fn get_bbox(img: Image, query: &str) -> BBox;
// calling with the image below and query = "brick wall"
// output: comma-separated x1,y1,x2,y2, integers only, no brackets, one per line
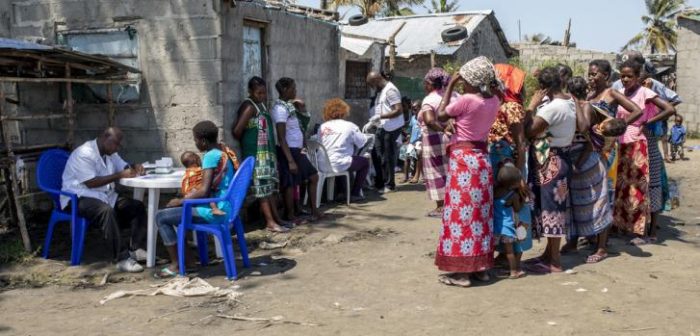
512,43,616,73
676,17,700,134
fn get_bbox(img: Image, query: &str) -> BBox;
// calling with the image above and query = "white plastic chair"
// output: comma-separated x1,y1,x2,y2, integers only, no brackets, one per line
305,138,351,207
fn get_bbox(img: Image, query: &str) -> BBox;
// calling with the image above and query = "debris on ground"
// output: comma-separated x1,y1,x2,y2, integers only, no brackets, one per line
99,277,242,305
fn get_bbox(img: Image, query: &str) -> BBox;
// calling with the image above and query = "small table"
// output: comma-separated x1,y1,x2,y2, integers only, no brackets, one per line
120,169,184,268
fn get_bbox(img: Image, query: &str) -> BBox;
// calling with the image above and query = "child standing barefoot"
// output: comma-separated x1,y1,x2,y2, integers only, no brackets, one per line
670,115,686,161
493,162,527,279
181,151,226,216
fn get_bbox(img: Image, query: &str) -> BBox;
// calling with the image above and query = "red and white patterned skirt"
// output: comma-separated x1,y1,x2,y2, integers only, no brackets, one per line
435,144,494,273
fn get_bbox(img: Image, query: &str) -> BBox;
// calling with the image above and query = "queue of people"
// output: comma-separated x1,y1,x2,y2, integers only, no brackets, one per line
423,54,681,287
59,51,682,283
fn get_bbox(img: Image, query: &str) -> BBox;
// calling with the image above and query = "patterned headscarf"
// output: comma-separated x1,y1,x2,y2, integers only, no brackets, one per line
424,67,450,91
459,56,501,95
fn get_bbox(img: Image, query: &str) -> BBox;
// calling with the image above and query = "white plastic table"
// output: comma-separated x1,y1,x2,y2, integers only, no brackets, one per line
120,169,184,268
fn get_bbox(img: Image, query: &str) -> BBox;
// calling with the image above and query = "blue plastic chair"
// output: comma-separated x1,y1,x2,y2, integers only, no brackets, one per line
36,149,90,266
177,156,255,280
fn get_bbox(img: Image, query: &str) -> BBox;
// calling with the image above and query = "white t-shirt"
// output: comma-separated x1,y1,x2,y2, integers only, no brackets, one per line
374,82,403,132
271,102,304,149
61,139,129,209
536,98,577,148
319,119,368,172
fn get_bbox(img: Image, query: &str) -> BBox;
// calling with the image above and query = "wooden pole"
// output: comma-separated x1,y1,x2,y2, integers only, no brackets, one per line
0,85,32,252
430,51,436,68
65,64,74,148
107,83,115,126
387,22,406,74
0,77,137,84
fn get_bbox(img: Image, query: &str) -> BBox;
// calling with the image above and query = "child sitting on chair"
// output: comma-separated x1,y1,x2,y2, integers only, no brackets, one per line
493,162,529,280
181,151,225,216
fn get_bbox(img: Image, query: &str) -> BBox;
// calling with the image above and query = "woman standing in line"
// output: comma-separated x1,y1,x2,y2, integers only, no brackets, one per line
418,68,455,218
434,57,501,287
614,61,674,245
523,67,577,274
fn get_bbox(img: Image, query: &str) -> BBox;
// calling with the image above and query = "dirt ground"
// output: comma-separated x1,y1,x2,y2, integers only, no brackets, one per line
2,141,700,336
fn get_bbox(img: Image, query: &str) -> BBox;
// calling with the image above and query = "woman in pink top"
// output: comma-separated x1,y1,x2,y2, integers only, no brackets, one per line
433,56,500,288
614,60,674,245
418,67,456,217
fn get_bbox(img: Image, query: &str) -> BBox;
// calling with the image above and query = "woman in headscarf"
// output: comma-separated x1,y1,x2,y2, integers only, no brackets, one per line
489,63,533,268
419,68,455,217
523,67,577,274
434,57,501,287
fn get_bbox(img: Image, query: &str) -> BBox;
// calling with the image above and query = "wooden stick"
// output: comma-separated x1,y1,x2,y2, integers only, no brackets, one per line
612,327,656,332
107,84,115,126
216,314,319,327
65,64,74,148
0,86,31,251
0,77,136,84
1,114,68,121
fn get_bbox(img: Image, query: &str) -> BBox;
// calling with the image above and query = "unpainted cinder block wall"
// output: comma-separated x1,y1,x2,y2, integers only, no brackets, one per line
676,17,700,134
512,42,617,74
220,3,340,144
4,0,341,163
5,0,224,164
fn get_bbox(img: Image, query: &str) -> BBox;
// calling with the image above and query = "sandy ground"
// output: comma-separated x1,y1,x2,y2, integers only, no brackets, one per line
2,141,700,336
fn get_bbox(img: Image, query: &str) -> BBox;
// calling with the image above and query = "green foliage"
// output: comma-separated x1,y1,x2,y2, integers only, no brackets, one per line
425,0,459,13
508,57,586,105
623,0,687,53
0,238,32,264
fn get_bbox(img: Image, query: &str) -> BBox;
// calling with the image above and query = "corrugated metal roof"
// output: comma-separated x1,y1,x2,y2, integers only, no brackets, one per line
679,12,700,22
340,11,493,57
0,37,140,79
0,37,52,50
340,36,377,56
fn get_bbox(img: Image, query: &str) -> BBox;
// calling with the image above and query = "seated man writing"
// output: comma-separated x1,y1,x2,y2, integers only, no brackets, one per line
61,127,147,272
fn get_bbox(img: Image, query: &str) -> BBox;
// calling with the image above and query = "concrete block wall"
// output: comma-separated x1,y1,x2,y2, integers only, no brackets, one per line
676,18,700,134
339,43,384,127
512,43,616,73
220,2,341,145
5,0,224,164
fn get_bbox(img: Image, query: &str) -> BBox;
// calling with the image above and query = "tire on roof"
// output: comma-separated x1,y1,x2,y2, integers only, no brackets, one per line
441,26,468,43
349,14,368,26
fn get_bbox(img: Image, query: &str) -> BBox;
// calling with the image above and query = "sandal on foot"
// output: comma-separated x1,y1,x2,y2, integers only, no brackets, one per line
266,225,290,233
426,209,442,218
154,267,178,279
629,237,647,246
508,270,527,279
647,236,658,244
438,274,471,287
586,253,608,264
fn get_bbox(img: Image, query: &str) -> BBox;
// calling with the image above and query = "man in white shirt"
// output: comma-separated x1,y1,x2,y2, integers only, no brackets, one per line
61,127,147,272
367,71,404,193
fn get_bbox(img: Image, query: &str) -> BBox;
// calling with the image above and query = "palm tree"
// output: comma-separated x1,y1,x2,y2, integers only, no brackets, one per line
425,0,459,13
330,0,420,17
623,0,687,54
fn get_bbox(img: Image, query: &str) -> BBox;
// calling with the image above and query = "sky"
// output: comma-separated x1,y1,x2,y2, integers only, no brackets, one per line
296,0,700,52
